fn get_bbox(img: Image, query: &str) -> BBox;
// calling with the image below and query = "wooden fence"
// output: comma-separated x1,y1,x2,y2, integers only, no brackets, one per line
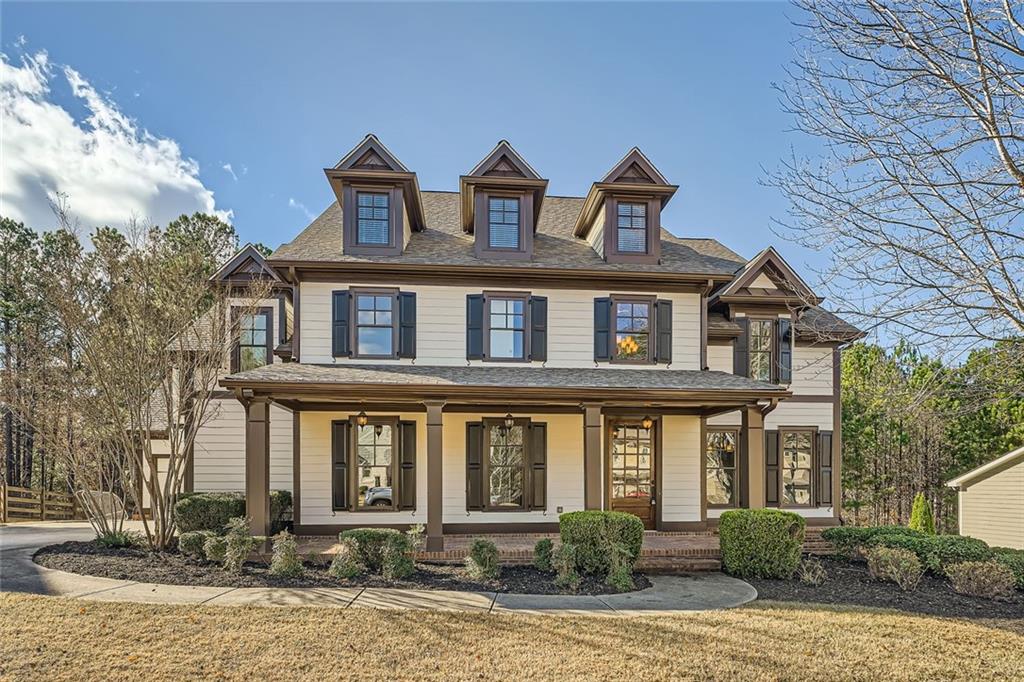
0,485,80,523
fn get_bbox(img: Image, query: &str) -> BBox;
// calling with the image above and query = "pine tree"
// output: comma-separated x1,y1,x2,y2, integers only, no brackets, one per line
908,492,935,535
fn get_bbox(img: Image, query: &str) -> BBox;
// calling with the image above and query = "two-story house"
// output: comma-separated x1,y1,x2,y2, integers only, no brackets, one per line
193,134,861,551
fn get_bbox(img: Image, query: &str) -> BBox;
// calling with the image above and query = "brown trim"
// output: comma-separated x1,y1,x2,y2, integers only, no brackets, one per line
474,191,534,261
603,196,662,265
784,395,835,403
292,278,301,361
655,416,664,530
833,347,842,519
583,404,602,511
609,294,657,364
481,290,531,363
424,400,444,551
742,404,765,509
349,287,400,360
729,304,802,316
292,411,301,528
243,397,272,538
700,417,707,521
342,184,405,256
572,180,677,240
231,306,274,374
700,280,713,370
705,426,741,510
481,417,536,511
346,415,401,512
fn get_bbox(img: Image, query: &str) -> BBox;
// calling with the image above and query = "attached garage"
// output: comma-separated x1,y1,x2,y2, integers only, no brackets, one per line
947,445,1024,550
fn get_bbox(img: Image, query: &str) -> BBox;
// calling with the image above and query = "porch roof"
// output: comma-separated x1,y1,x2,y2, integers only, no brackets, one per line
220,363,789,406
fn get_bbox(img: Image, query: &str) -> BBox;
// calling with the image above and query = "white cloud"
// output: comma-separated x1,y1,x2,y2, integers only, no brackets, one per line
0,49,231,230
288,197,315,221
222,163,238,181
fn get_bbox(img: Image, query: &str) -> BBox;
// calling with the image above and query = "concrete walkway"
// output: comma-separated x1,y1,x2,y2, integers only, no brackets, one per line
0,521,757,615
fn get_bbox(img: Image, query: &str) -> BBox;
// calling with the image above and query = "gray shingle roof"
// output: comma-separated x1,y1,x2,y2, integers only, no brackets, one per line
707,308,863,342
222,363,788,393
269,191,745,276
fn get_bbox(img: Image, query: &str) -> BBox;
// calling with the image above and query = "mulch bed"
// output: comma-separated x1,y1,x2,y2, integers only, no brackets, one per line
33,541,651,595
748,557,1024,619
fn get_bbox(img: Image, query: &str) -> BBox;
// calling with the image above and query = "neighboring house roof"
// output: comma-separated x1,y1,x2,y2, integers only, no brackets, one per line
220,362,788,395
269,191,745,276
210,243,282,283
707,307,863,343
946,445,1024,488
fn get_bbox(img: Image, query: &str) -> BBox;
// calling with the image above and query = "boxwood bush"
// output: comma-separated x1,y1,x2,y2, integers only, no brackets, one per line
867,533,991,575
993,547,1024,590
339,528,412,574
821,525,923,556
559,511,644,576
719,509,805,579
174,490,292,534
179,530,217,560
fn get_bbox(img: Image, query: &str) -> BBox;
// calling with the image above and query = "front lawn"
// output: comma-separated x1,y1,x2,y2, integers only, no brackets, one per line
1,593,1021,681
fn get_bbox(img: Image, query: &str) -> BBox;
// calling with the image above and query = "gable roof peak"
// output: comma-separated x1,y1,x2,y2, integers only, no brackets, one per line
210,243,282,283
467,139,542,180
601,146,670,186
714,245,819,304
334,133,410,173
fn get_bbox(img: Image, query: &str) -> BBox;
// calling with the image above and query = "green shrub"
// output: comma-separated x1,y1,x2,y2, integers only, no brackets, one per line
381,537,415,581
533,538,554,573
992,548,1024,590
552,542,580,592
465,539,500,581
605,542,635,592
327,538,362,580
96,530,141,549
174,490,292,534
719,509,805,579
865,546,922,591
269,529,304,578
203,535,227,564
179,530,217,560
798,557,827,586
908,493,935,535
339,528,407,572
406,523,426,553
559,511,644,576
868,533,992,575
946,560,1016,600
222,516,258,573
820,525,923,557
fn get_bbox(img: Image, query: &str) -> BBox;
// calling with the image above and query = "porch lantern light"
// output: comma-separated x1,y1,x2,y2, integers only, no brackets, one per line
356,411,369,427
641,415,654,430
503,413,515,430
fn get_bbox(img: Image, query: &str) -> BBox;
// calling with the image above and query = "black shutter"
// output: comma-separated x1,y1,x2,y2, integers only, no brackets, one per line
398,292,417,359
398,420,417,510
777,318,793,384
594,297,612,361
655,299,672,364
817,431,833,506
528,422,547,510
529,296,548,362
765,429,780,507
331,420,350,510
332,290,351,358
466,294,484,360
466,422,485,510
733,317,749,377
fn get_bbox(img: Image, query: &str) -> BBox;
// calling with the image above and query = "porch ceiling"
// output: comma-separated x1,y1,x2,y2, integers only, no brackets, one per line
220,362,789,410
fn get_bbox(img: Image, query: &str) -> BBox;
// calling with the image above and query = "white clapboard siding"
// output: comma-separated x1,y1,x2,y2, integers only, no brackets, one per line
192,399,293,493
299,282,701,370
959,461,1024,549
707,401,834,431
660,415,702,522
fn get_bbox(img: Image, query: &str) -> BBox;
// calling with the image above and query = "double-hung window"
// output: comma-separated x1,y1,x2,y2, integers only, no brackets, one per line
486,420,525,509
705,429,738,507
616,202,647,253
355,420,395,510
781,429,814,506
354,292,395,358
748,319,774,382
234,308,272,372
488,197,520,250
356,192,390,245
614,299,651,362
487,296,526,360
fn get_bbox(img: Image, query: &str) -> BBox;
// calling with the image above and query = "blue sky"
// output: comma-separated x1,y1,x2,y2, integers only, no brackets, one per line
2,2,816,268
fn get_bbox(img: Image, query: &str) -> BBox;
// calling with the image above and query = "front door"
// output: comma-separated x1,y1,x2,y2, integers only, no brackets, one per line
609,421,656,529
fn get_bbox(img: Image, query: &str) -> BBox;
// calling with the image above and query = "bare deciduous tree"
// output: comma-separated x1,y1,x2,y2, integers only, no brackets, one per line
771,1,1024,371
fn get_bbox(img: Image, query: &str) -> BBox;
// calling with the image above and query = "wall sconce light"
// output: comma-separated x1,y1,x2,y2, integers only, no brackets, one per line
641,415,654,430
356,411,369,427
503,413,515,430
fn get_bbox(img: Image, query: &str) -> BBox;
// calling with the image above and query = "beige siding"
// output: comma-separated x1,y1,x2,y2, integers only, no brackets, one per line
299,282,701,370
707,342,732,373
660,415,702,522
792,345,833,395
586,205,605,259
959,460,1024,549
192,399,293,493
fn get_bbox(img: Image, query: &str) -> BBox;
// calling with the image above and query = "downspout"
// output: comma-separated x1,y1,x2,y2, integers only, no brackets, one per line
700,278,714,371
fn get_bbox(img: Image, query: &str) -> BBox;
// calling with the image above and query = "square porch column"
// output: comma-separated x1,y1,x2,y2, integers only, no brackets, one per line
742,404,766,509
244,396,271,537
424,400,445,551
583,403,603,510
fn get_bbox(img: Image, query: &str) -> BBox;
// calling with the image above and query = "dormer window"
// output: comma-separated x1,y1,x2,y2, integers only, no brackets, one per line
488,197,521,250
616,202,647,253
356,192,390,245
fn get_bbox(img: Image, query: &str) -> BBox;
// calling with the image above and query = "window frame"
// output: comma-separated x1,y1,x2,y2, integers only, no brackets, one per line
746,317,777,383
482,291,531,363
474,190,533,260
350,287,400,360
704,428,740,509
778,426,817,509
355,190,392,247
342,184,404,256
481,417,532,512
486,195,522,251
603,196,661,264
614,201,648,254
231,306,274,373
347,415,402,513
610,294,656,365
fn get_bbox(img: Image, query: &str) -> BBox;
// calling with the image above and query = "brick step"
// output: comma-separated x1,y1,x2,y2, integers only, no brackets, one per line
638,557,722,573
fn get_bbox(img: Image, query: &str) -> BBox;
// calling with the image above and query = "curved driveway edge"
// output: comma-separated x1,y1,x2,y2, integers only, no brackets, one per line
1,522,756,615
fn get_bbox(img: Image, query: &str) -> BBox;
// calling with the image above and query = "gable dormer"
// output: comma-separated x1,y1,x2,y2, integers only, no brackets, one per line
573,148,678,265
710,247,822,308
460,141,548,261
324,134,426,256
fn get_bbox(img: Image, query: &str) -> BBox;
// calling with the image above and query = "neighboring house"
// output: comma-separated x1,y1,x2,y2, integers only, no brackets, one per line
186,134,861,551
947,446,1024,550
